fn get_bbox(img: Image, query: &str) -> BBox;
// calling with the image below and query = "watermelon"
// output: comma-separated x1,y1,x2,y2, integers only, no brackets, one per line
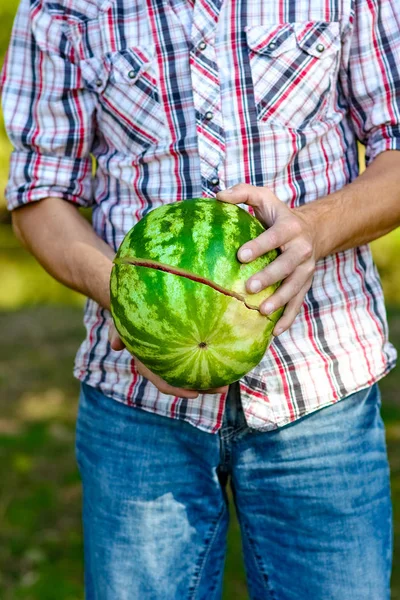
110,198,283,390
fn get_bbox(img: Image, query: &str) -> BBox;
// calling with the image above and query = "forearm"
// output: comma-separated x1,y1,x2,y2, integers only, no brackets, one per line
297,150,400,260
12,198,114,310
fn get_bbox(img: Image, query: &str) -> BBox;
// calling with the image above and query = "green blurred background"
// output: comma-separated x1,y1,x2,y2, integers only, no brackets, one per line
1,4,400,598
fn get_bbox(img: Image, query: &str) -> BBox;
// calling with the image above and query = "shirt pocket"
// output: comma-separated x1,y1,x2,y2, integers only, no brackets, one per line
245,21,341,130
68,19,169,156
99,47,169,153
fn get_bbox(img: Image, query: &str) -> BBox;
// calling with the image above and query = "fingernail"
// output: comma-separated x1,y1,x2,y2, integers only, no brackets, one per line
261,302,274,315
249,279,262,293
274,327,283,336
239,248,253,262
224,187,233,194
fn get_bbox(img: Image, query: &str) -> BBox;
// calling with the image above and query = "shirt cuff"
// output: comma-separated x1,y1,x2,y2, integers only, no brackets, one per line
365,125,400,166
5,151,94,210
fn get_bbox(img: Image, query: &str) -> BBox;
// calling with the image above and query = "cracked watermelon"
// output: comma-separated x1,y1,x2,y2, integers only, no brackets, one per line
110,198,283,390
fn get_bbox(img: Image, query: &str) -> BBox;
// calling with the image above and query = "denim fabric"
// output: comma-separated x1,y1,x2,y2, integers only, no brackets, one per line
76,382,392,599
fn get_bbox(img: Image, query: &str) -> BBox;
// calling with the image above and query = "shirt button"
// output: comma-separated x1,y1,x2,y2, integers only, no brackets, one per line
96,79,103,87
198,41,207,51
316,43,325,53
128,69,137,79
204,111,213,120
210,177,219,186
268,42,277,50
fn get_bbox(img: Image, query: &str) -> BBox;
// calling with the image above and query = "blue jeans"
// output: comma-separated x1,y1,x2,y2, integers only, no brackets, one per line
76,382,392,599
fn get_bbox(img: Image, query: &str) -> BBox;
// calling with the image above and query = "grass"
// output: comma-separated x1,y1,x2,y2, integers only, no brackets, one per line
0,306,84,600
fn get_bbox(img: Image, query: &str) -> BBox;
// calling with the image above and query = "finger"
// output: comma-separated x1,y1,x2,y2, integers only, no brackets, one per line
201,386,229,394
217,183,277,209
134,358,200,400
246,248,307,293
237,226,284,264
110,335,126,351
259,265,314,315
108,320,116,341
238,219,307,264
108,322,126,351
272,280,313,335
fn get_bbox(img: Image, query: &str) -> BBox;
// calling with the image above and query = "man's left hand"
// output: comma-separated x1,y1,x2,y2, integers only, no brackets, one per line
217,184,320,336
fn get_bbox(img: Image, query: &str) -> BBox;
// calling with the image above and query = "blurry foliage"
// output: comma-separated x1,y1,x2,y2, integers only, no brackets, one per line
372,231,400,304
0,5,16,66
0,225,84,309
0,5,15,215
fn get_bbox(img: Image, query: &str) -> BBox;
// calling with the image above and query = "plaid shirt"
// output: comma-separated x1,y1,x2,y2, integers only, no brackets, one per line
2,0,399,432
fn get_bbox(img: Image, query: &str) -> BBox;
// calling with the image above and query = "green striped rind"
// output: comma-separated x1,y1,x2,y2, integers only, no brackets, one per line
110,265,276,389
110,199,284,390
116,198,281,308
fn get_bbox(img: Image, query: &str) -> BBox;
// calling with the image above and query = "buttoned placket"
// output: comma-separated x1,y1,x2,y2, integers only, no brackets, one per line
189,0,226,194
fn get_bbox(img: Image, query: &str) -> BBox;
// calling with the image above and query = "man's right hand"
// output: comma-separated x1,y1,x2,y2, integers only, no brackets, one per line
109,322,229,400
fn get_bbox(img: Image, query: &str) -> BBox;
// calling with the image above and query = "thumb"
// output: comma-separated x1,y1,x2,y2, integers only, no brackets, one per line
217,183,279,228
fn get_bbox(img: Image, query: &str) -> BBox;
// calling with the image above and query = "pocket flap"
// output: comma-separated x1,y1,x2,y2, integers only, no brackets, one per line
109,46,154,84
245,24,297,57
294,21,340,59
80,56,109,91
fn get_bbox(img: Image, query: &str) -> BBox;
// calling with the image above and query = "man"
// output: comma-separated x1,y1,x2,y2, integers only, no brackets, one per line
1,0,399,597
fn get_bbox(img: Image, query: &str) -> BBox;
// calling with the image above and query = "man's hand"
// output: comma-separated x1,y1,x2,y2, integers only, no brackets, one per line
108,323,229,399
217,153,400,336
217,184,319,336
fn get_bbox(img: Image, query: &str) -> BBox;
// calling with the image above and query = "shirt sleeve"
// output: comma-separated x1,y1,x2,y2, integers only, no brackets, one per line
0,0,96,210
341,0,400,166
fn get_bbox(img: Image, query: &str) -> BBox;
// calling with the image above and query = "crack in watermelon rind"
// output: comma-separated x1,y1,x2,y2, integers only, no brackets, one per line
113,256,276,322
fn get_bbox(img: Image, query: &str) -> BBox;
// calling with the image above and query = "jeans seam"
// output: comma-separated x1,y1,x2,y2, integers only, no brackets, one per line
241,519,277,600
189,507,227,600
